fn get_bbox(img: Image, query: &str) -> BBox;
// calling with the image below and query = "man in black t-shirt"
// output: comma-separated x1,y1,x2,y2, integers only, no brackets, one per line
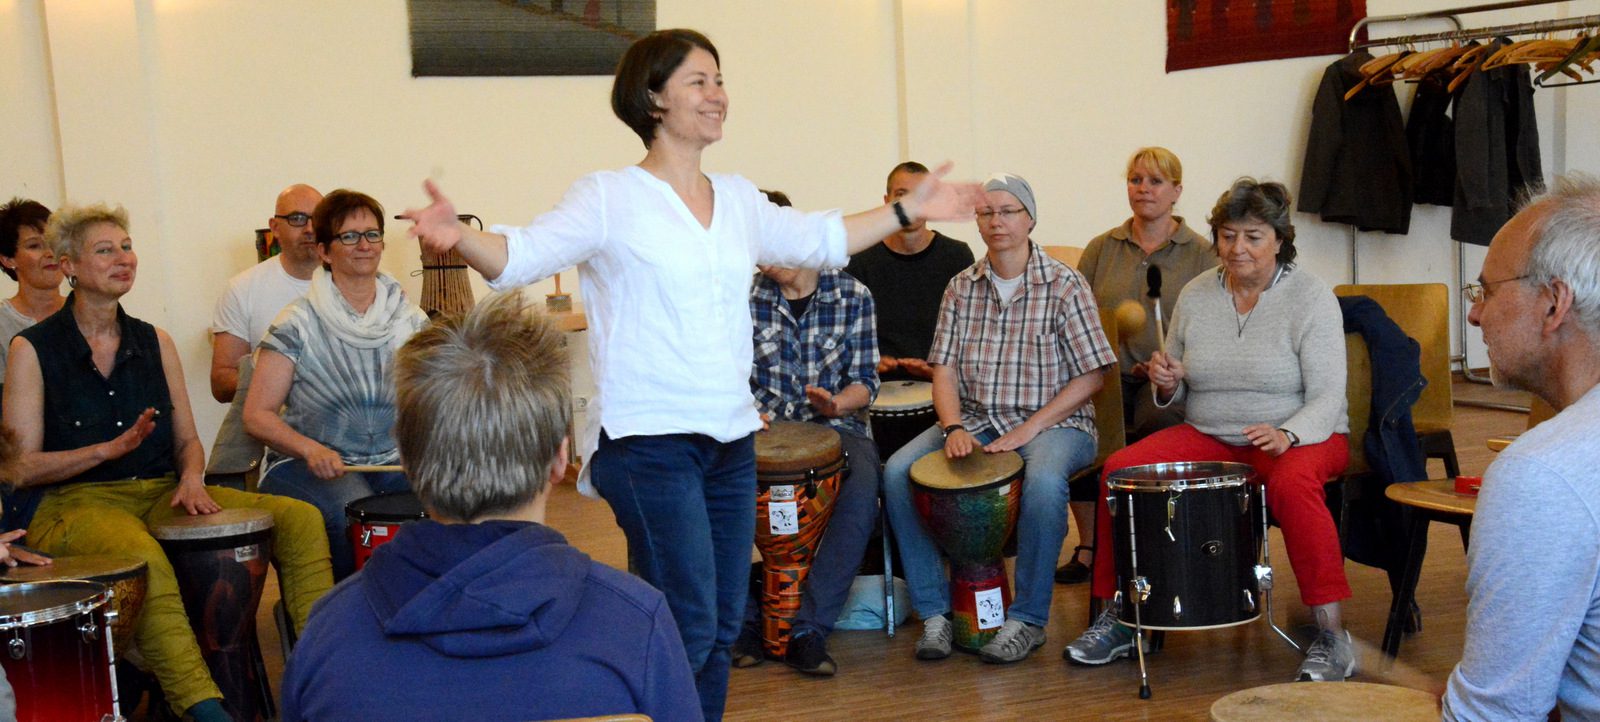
845,162,976,380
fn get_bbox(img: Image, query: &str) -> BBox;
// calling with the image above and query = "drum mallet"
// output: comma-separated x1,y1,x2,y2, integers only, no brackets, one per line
1145,265,1166,406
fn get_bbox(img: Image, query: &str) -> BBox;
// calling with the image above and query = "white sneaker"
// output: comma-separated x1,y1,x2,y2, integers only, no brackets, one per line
915,615,952,660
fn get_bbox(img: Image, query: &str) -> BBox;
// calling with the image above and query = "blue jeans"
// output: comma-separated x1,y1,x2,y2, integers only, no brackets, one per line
258,459,409,580
883,424,1095,627
591,431,754,722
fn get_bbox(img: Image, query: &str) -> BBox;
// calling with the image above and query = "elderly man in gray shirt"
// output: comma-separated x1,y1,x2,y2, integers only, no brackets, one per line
1445,173,1600,721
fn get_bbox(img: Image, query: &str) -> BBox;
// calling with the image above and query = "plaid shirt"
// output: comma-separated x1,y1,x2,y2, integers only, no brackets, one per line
929,243,1115,438
749,270,880,436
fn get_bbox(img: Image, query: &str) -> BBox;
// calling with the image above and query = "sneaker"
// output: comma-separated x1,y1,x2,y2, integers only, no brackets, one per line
915,615,953,660
979,619,1046,664
1054,546,1093,585
1063,602,1141,665
1296,629,1357,682
731,624,764,668
783,631,837,676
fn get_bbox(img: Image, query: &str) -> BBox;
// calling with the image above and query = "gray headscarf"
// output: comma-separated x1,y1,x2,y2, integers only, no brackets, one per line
983,172,1037,226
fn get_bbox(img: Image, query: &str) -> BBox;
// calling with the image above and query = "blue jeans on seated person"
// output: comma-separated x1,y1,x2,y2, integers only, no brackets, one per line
883,424,1095,627
259,459,409,580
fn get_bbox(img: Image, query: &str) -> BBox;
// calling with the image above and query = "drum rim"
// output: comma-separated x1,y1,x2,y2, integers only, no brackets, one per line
869,380,934,412
1,554,147,584
0,580,112,628
1106,461,1255,491
755,455,848,485
908,449,1025,493
149,507,274,540
345,491,428,522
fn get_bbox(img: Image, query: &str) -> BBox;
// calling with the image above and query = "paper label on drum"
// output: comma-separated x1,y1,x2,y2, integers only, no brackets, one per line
770,485,796,502
975,587,1004,630
372,527,390,537
234,544,260,563
768,501,799,535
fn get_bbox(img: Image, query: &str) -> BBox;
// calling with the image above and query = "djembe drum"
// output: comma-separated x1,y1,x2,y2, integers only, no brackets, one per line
346,491,428,572
0,580,120,722
4,554,147,660
867,380,936,459
150,508,274,722
909,450,1024,652
753,421,846,657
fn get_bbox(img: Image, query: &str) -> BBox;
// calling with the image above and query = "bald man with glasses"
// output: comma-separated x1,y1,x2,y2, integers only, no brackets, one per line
205,184,322,486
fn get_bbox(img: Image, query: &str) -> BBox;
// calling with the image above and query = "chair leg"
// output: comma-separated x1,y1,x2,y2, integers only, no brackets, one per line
1383,509,1431,657
880,505,896,638
1419,429,1460,479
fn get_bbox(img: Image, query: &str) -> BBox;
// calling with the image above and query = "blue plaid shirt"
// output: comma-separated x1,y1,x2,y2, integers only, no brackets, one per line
749,270,880,436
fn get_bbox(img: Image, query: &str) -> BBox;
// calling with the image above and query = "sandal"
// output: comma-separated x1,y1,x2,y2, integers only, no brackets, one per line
1054,545,1093,584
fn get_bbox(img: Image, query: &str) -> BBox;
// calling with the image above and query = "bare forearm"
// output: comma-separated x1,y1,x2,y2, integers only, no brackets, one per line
832,384,871,416
174,436,206,483
17,446,114,488
210,367,239,403
1022,371,1104,432
244,409,330,462
456,224,511,281
931,365,963,428
843,205,905,255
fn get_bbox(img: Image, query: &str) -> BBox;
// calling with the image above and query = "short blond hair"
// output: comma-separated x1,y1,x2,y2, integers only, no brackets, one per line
1126,147,1183,185
393,292,570,521
46,203,129,260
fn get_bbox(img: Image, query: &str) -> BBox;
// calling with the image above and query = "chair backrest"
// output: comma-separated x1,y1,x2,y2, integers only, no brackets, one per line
1090,304,1126,467
1042,245,1085,269
1332,284,1452,432
1528,395,1557,430
1344,332,1372,476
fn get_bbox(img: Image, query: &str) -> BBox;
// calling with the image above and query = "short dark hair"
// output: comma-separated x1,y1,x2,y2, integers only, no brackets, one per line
1207,178,1297,265
312,189,385,260
611,29,720,149
886,161,930,193
761,189,792,208
0,198,51,281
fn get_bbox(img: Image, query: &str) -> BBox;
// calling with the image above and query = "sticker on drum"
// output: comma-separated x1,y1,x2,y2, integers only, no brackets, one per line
234,544,260,563
974,587,1004,630
769,485,796,502
768,501,799,535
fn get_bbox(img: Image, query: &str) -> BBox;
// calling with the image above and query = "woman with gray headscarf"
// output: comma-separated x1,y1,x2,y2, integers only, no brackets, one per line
1066,178,1353,683
245,189,428,579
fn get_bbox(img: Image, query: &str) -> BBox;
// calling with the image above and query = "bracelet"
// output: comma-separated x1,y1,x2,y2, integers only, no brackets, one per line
941,423,966,438
892,200,913,229
1278,428,1300,447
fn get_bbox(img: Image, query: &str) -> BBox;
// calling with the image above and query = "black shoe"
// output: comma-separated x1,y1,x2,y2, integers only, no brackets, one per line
1054,546,1092,585
783,631,837,676
731,625,764,668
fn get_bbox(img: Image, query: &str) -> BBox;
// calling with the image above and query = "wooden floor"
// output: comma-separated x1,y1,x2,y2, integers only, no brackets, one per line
232,379,1532,721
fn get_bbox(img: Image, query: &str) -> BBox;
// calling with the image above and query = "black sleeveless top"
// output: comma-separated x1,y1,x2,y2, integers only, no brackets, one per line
17,296,175,484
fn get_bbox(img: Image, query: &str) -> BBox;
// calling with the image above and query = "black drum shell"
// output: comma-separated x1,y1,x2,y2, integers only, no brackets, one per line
1110,478,1261,630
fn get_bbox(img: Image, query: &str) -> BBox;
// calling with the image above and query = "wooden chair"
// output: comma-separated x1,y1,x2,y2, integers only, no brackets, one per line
1332,284,1457,478
1487,395,1557,451
1041,245,1085,269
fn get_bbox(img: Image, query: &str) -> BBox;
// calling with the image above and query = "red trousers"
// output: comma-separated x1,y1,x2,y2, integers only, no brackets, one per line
1090,423,1352,607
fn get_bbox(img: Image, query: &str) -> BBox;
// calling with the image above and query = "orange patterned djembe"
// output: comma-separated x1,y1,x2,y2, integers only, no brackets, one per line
753,421,846,657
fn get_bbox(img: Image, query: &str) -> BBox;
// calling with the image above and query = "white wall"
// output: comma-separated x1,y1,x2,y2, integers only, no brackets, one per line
6,0,1596,445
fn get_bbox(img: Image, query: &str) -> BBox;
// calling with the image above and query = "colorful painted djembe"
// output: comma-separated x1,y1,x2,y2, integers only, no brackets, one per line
151,508,273,722
910,449,1024,652
4,554,148,660
0,580,120,722
753,421,845,657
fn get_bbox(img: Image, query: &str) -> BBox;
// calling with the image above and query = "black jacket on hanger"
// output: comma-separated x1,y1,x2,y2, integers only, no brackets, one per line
1452,39,1544,246
1406,72,1458,207
1300,50,1414,234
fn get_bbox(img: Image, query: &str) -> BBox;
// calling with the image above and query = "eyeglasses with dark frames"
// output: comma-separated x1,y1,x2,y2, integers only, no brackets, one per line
332,229,385,246
273,212,312,227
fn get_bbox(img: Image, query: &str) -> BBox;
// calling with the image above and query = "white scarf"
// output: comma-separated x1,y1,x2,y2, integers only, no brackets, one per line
306,266,413,351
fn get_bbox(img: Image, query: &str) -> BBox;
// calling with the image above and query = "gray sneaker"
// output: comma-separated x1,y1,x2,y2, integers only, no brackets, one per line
915,615,953,660
979,619,1045,664
1064,603,1141,665
1296,629,1357,681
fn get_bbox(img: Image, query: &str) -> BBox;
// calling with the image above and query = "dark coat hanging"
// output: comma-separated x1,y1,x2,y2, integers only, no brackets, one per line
1451,39,1544,247
1300,50,1414,234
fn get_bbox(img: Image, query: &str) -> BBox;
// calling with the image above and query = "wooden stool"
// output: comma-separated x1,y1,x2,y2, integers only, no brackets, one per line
1382,480,1477,657
1210,682,1436,721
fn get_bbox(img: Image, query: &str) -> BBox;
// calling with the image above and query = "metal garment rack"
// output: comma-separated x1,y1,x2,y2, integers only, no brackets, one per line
1344,0,1598,401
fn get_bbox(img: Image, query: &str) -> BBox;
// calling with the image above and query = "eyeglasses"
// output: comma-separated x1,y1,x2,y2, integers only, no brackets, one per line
1462,274,1530,304
976,207,1027,221
332,229,385,246
273,212,312,227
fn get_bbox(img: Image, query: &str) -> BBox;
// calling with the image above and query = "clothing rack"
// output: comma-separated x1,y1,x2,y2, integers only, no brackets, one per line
1338,0,1596,403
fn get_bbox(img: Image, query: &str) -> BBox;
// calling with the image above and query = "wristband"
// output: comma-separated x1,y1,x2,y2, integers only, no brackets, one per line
941,423,966,439
1278,428,1300,447
892,200,914,230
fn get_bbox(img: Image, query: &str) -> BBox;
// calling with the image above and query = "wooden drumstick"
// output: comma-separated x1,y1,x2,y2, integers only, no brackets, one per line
344,464,405,474
1146,265,1167,404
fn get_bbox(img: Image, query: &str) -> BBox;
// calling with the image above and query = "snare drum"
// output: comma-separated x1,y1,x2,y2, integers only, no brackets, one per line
151,508,273,722
868,380,936,459
754,421,845,657
0,580,119,722
910,450,1024,652
3,555,147,659
1107,461,1262,630
346,491,428,572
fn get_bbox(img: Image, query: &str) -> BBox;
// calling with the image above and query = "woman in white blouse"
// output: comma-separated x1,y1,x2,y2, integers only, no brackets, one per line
404,28,976,721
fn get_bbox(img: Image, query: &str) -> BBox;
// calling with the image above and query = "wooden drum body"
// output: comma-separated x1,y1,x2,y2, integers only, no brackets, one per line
1107,462,1262,630
151,508,273,722
0,580,119,722
753,421,845,657
868,380,936,460
910,450,1024,652
345,491,428,572
4,554,147,660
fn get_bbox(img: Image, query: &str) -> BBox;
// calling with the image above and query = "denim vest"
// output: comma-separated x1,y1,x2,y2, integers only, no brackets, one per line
18,297,175,485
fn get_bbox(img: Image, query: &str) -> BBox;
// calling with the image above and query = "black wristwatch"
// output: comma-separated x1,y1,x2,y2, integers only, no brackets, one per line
1279,428,1300,447
892,200,914,230
941,423,966,439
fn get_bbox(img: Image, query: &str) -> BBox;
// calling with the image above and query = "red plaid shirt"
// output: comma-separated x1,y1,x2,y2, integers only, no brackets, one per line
928,243,1115,438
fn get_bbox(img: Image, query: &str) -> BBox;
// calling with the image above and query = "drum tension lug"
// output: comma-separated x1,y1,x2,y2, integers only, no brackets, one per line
7,632,22,660
1253,564,1274,591
805,468,817,498
79,614,100,644
1132,576,1151,604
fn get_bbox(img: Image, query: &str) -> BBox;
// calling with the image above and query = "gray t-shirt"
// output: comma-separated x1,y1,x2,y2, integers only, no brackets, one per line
1444,385,1600,721
0,300,41,380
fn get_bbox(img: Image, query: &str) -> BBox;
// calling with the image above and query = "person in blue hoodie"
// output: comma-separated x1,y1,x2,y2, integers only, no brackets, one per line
281,292,702,722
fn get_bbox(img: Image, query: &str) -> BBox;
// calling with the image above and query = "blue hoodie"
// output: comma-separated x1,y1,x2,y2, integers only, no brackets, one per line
281,519,701,722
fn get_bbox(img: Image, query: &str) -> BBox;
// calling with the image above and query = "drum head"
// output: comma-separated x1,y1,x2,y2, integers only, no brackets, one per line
149,507,273,541
756,421,843,474
910,450,1024,493
0,580,109,627
870,380,933,413
347,491,427,523
1108,461,1254,492
1,555,146,585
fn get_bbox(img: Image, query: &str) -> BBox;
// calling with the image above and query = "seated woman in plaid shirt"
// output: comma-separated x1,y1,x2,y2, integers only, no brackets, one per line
733,190,882,678
883,173,1115,664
